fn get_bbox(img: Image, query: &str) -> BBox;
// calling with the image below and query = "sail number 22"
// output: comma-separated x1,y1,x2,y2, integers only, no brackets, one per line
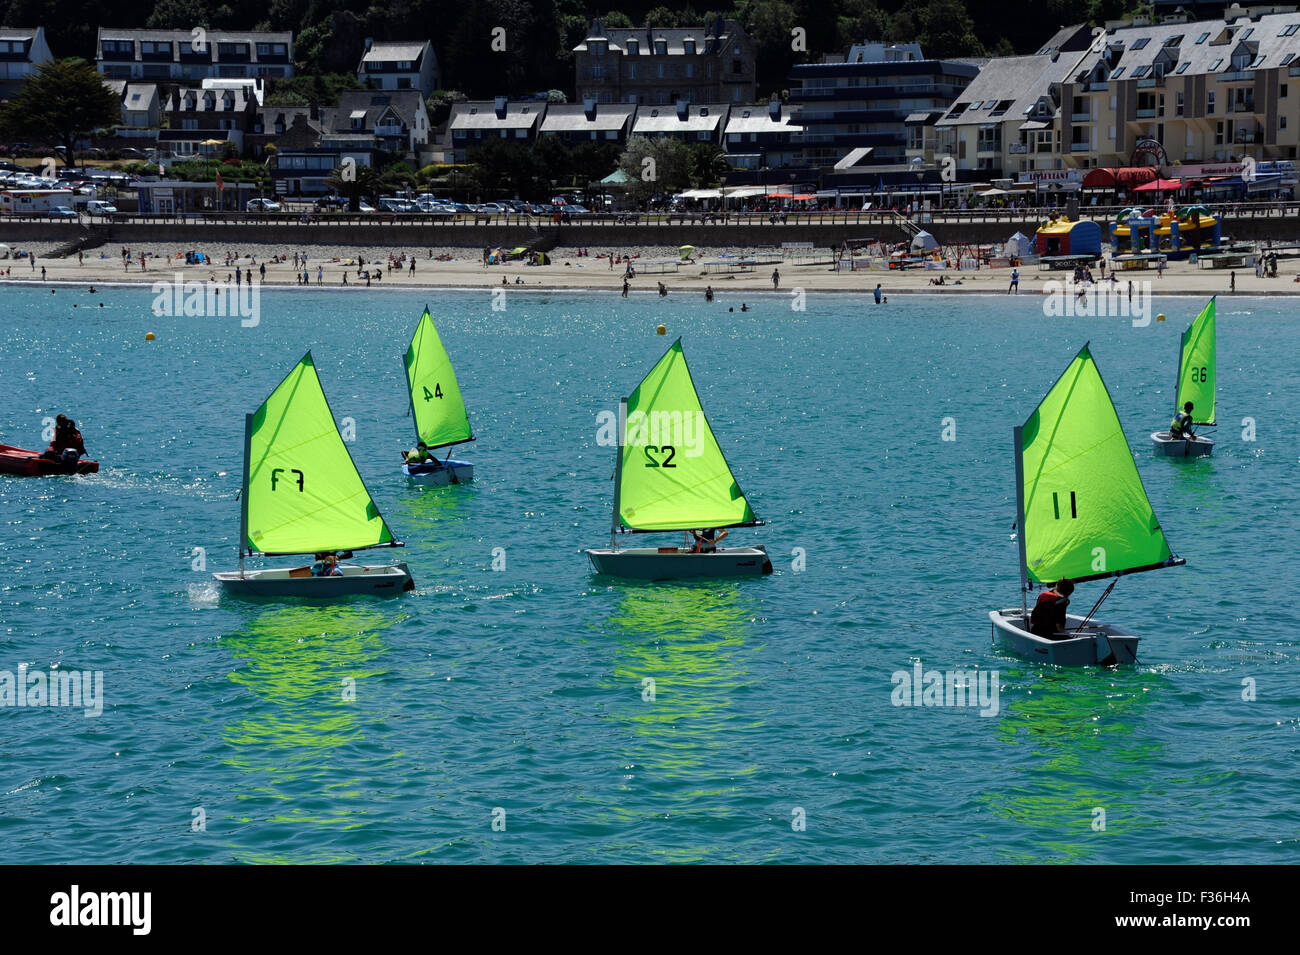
645,445,677,468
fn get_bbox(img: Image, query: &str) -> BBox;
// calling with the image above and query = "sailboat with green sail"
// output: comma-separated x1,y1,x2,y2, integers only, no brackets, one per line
990,343,1184,665
585,338,772,579
401,306,474,485
213,352,415,597
1152,296,1216,457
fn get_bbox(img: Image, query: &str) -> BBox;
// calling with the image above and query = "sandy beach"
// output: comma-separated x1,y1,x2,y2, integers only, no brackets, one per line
0,239,1291,296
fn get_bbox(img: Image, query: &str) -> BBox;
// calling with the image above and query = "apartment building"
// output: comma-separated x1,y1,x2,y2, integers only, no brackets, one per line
0,26,53,96
358,39,440,98
573,16,756,106
1061,9,1300,169
96,29,293,81
789,42,980,171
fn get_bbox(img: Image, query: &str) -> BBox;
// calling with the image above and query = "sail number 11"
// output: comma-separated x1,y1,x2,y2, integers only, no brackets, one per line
1051,491,1078,520
422,384,444,400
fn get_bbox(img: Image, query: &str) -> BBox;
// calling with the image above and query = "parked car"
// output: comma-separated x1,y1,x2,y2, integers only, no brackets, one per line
49,206,78,218
245,198,282,212
313,196,346,211
85,200,118,216
118,147,149,160
358,202,376,212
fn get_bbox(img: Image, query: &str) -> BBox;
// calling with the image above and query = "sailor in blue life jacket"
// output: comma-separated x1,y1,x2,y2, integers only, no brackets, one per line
1169,401,1196,439
1030,578,1074,639
690,527,728,554
310,552,343,577
402,440,443,470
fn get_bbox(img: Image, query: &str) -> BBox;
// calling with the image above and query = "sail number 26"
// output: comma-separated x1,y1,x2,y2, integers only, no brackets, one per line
422,384,444,400
1190,366,1208,383
645,445,677,468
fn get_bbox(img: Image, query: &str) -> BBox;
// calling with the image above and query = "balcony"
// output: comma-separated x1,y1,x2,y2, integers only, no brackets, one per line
1009,143,1028,154
1071,112,1091,122
1137,77,1160,88
1217,70,1254,82
1071,142,1091,152
1234,129,1260,144
1136,108,1157,118
1084,82,1109,92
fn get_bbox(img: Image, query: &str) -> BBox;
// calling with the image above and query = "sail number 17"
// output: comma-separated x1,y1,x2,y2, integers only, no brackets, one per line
422,384,444,400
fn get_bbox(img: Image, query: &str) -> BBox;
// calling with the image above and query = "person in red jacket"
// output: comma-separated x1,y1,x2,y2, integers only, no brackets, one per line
1030,578,1075,639
42,414,87,463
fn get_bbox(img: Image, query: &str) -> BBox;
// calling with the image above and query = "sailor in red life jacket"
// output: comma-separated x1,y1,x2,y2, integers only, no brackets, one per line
41,414,87,463
1029,578,1075,639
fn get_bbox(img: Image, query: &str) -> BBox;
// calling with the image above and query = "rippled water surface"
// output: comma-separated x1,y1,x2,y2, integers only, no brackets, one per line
1,286,1296,863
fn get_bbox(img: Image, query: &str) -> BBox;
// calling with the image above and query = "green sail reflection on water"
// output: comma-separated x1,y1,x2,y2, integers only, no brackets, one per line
618,339,757,531
1019,344,1175,585
1175,297,1216,426
243,352,395,555
404,307,472,449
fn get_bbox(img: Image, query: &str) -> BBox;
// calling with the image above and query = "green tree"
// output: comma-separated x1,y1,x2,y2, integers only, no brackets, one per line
619,135,691,201
0,59,119,170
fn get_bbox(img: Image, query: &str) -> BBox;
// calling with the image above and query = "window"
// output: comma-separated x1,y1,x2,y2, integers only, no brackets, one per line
657,62,664,78
1282,25,1300,37
1176,62,1190,74
1207,91,1215,114
626,40,638,55
1283,83,1290,97
627,63,636,79
1240,28,1253,40
683,39,695,54
1196,32,1210,44
1131,38,1150,50
1284,54,1296,66
1176,91,1184,115
1283,115,1289,129
1111,67,1125,79
685,62,693,78
654,39,667,55
970,100,983,109
1132,66,1150,78
732,59,742,74
1209,59,1223,71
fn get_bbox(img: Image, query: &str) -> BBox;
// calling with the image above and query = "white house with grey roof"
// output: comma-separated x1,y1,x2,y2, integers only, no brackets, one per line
447,98,545,161
724,101,803,169
358,38,439,97
96,28,293,81
931,51,1089,178
104,80,161,133
0,26,52,94
631,101,729,143
328,90,429,158
539,100,636,145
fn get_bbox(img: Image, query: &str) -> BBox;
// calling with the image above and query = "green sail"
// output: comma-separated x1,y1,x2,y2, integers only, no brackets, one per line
617,339,757,531
404,307,472,448
1020,344,1174,585
243,352,395,555
1175,297,1216,426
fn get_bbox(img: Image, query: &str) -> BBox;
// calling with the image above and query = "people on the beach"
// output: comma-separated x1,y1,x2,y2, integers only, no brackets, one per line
658,282,667,297
1009,268,1019,294
621,280,629,298
874,284,883,305
705,286,714,302
772,268,780,289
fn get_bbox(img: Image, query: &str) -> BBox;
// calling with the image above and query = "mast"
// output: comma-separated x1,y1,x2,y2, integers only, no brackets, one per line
403,355,420,444
611,398,625,551
1013,424,1029,618
238,411,253,577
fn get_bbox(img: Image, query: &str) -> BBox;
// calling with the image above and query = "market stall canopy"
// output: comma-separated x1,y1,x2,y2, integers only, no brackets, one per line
911,230,939,252
680,188,723,198
1081,166,1159,189
1134,178,1184,192
601,168,632,184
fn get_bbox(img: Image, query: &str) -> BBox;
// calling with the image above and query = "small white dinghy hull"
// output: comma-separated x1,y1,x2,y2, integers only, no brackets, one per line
213,562,415,598
1150,431,1213,457
585,545,773,580
989,608,1139,666
403,460,473,485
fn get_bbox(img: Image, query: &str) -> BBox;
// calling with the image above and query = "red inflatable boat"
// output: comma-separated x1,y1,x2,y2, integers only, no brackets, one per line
0,444,99,477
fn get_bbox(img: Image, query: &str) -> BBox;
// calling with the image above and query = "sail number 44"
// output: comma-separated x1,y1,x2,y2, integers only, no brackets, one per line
422,384,444,400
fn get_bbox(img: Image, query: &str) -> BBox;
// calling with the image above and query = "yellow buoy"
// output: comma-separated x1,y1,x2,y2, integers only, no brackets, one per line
145,332,156,340
1156,313,1166,322
656,324,666,335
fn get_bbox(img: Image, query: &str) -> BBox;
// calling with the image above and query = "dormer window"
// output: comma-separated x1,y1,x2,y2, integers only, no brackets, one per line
627,40,638,55
699,107,708,116
654,39,667,55
683,38,695,54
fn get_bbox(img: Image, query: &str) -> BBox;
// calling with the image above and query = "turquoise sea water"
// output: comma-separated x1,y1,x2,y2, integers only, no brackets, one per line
1,285,1296,864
